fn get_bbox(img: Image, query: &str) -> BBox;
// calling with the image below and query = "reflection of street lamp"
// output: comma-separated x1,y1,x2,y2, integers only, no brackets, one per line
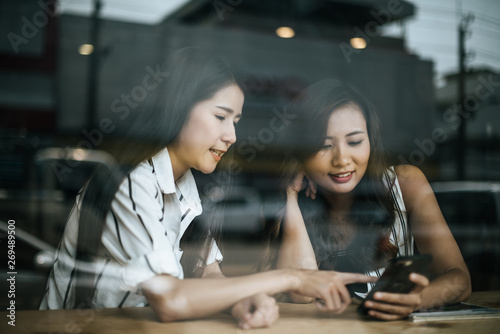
86,0,103,129
456,13,474,180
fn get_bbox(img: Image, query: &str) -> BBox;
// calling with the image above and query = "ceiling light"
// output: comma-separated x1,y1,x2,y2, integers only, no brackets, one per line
350,37,366,49
79,44,94,55
276,27,295,38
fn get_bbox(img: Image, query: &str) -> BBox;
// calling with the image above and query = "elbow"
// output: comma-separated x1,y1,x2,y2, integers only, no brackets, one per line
142,276,190,323
462,273,472,301
451,268,472,303
463,286,472,301
461,267,472,301
149,291,190,323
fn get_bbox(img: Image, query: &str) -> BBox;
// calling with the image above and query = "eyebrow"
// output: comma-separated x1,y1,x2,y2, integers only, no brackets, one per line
346,130,365,137
216,106,242,118
325,131,365,140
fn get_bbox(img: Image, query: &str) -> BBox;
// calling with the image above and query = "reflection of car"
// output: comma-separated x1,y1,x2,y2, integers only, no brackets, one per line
199,187,282,239
431,181,500,290
0,220,55,310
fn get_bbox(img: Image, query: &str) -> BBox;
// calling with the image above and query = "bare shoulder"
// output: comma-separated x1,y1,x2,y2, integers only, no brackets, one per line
394,165,433,211
394,164,426,181
394,164,430,188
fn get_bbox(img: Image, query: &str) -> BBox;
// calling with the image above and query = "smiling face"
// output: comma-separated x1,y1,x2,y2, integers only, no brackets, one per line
304,103,370,195
167,83,244,178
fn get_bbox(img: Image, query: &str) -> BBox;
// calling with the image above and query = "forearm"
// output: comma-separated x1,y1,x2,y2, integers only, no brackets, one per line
419,268,471,309
143,269,297,322
275,194,318,303
276,193,317,271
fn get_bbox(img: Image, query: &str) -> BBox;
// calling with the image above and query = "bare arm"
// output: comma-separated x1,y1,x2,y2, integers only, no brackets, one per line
365,165,471,320
142,267,376,322
398,165,471,307
275,173,318,303
202,261,279,330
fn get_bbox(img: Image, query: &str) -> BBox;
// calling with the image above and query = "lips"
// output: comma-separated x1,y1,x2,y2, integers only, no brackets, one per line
329,171,353,183
210,149,225,161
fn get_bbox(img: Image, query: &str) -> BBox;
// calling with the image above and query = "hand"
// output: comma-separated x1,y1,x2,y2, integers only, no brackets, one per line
363,273,430,320
290,270,378,314
231,293,279,330
287,172,317,199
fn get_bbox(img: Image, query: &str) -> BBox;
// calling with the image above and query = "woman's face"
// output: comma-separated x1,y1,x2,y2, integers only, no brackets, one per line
304,103,370,195
168,84,244,177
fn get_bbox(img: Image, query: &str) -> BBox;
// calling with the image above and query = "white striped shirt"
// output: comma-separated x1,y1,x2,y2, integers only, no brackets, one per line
40,148,223,309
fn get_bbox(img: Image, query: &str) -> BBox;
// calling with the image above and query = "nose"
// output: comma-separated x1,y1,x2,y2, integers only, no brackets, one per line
221,123,237,145
331,144,350,167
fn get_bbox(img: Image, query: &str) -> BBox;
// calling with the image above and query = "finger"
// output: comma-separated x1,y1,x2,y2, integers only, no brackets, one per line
367,309,408,321
307,177,317,199
238,321,251,330
338,272,378,285
296,172,306,189
246,303,279,329
338,284,352,311
409,273,429,292
309,186,316,199
314,287,335,312
314,299,330,312
305,183,315,200
244,295,279,329
244,308,265,328
330,285,342,312
370,292,421,311
365,299,415,317
231,300,251,322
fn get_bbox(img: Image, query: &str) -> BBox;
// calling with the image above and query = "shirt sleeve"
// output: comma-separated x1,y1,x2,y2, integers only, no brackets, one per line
101,165,183,294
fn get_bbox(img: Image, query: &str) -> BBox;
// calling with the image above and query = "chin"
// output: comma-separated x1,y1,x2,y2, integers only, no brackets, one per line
198,164,217,175
325,184,356,195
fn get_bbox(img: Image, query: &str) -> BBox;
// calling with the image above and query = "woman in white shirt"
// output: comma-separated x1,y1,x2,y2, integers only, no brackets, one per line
40,48,375,329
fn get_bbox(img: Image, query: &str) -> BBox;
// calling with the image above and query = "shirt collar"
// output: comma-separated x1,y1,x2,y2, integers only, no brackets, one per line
151,148,202,214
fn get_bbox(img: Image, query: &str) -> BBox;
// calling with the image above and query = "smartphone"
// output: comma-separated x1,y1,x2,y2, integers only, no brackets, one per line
357,254,433,316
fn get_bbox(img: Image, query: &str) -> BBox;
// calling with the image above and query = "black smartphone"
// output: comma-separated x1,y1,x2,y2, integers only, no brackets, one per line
357,254,433,316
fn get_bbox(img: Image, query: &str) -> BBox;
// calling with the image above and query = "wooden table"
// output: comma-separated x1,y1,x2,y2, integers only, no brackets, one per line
2,291,499,333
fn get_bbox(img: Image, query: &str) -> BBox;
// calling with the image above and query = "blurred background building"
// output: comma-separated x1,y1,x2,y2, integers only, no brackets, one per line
1,0,499,309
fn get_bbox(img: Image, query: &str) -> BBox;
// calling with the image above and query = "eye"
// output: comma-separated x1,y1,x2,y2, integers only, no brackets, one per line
348,140,363,147
233,117,242,127
321,144,333,150
215,115,225,121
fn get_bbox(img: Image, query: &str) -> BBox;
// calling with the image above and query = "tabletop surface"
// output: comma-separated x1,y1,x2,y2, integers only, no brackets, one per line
2,291,500,333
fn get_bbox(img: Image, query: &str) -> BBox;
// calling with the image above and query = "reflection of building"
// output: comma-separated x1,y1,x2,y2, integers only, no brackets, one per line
160,0,433,171
434,69,500,180
2,0,434,170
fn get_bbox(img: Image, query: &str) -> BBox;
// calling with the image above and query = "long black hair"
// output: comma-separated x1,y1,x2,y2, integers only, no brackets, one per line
260,78,399,274
73,46,243,308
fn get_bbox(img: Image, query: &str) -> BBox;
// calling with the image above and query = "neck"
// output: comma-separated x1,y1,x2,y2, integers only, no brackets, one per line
167,145,189,181
321,190,354,214
320,190,357,246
